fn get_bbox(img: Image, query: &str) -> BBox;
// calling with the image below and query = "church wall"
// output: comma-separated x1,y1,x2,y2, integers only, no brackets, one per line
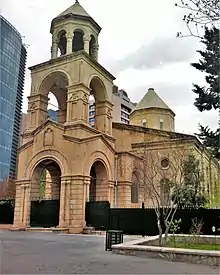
130,108,175,132
112,124,170,152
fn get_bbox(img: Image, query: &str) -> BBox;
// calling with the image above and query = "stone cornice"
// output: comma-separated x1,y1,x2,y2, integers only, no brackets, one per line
18,140,34,152
116,151,142,160
29,51,115,82
23,119,64,138
64,122,116,143
50,14,102,34
130,107,176,117
63,133,116,154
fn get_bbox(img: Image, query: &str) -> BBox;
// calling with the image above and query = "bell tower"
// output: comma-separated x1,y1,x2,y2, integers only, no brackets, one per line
13,1,116,233
26,0,115,134
50,0,100,61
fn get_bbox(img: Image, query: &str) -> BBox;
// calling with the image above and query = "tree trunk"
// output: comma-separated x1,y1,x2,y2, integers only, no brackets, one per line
163,220,170,246
157,218,163,246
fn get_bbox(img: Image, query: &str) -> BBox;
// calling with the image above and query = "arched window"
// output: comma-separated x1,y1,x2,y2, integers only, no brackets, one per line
131,173,139,203
72,30,84,52
142,119,147,128
160,119,164,130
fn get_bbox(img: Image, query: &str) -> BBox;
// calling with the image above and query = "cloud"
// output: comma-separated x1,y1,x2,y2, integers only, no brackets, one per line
111,35,199,74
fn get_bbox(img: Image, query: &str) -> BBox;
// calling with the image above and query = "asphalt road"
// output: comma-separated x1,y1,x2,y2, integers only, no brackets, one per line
0,231,218,274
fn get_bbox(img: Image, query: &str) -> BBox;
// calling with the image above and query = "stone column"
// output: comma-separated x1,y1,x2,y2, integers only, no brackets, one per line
51,38,58,59
66,33,73,54
83,177,91,226
66,84,90,124
27,94,49,130
95,100,113,134
93,45,99,61
13,180,31,229
59,177,71,228
108,180,115,207
68,175,86,234
83,36,91,54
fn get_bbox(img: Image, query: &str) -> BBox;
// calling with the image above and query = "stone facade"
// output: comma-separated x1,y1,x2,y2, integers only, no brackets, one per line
13,1,220,233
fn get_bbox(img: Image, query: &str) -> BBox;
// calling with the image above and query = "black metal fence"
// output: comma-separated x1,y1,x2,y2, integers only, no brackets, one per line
85,201,110,230
30,200,60,228
0,199,14,224
85,201,220,236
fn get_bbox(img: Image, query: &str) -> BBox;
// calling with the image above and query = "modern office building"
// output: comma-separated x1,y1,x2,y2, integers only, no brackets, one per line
89,85,136,126
0,16,27,181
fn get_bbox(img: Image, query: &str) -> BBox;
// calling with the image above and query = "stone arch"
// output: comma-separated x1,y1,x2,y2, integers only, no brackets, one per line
87,152,112,202
35,70,70,124
38,70,70,96
29,158,62,227
88,75,108,102
84,151,112,181
24,149,69,179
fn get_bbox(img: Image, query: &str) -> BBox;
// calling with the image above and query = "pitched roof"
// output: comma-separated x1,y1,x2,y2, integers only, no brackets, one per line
134,88,174,113
57,1,91,18
52,1,101,33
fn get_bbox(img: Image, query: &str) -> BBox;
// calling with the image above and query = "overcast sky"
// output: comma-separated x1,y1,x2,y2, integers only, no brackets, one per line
1,0,218,134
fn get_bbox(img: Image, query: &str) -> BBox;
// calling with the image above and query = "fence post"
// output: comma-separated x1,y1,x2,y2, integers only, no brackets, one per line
142,202,145,237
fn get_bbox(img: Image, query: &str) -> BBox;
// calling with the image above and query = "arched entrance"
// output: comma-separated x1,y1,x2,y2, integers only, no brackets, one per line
30,159,61,228
89,161,108,202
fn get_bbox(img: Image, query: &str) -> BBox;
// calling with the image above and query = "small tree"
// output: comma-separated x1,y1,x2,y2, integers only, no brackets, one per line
172,154,207,208
133,142,189,246
175,0,220,38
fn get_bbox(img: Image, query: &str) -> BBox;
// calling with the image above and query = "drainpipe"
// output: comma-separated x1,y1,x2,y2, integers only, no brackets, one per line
114,155,118,208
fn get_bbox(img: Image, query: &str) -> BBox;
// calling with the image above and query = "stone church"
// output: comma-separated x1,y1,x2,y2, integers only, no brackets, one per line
13,1,219,233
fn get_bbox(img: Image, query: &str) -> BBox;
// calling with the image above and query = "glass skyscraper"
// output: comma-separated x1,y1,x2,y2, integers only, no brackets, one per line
0,16,27,181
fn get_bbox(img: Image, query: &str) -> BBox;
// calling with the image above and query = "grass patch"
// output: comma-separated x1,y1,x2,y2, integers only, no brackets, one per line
166,240,220,251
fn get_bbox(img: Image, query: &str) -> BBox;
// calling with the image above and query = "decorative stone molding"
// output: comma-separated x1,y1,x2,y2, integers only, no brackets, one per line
69,93,78,102
29,103,37,111
43,128,54,147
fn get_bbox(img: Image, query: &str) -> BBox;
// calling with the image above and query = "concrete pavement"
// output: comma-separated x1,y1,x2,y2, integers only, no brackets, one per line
0,231,218,274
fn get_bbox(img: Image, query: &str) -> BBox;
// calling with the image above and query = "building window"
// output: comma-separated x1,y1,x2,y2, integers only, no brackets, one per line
121,111,129,119
131,173,139,203
160,119,164,130
142,119,147,127
121,104,131,113
121,118,129,124
89,111,95,117
89,117,95,123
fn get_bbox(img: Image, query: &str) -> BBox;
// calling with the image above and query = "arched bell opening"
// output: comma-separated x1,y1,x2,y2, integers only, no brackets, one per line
72,29,84,52
57,30,67,56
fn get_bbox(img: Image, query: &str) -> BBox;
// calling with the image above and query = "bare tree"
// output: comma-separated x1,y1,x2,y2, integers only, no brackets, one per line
0,178,16,198
133,141,190,246
175,0,220,38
